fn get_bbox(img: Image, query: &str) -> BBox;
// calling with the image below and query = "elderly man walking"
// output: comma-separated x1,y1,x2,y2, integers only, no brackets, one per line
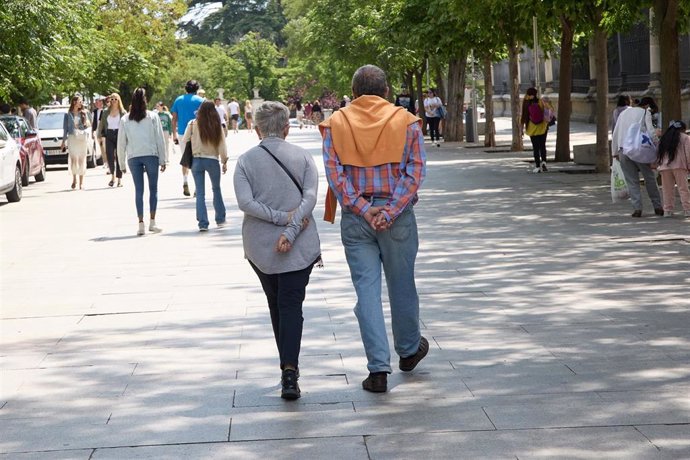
319,65,428,393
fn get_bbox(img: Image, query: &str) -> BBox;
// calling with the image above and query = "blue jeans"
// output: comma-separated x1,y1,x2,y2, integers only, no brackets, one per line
341,200,421,373
191,157,226,229
619,153,662,211
127,155,159,218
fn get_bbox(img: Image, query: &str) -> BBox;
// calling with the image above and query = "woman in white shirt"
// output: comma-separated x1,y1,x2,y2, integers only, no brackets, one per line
99,93,127,187
424,89,442,147
117,88,167,235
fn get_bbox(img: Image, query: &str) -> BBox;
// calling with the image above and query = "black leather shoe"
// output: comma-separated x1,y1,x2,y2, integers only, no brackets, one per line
654,207,664,216
281,369,300,400
399,336,429,372
631,210,642,218
362,372,387,393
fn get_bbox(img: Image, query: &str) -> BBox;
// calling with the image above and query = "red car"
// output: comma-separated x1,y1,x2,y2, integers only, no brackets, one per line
0,115,46,185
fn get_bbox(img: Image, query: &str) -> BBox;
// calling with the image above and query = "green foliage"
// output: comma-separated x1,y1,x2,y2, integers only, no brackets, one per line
231,32,281,100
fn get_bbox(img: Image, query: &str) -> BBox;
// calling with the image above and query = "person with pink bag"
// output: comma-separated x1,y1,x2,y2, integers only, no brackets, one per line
657,120,690,218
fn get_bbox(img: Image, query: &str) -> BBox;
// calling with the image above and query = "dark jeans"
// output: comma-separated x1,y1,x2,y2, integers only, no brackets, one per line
530,133,547,166
427,116,440,142
249,260,314,369
106,129,122,178
127,155,159,218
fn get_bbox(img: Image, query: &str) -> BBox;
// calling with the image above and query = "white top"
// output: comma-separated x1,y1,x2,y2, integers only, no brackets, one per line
611,107,658,155
424,96,442,118
228,101,240,116
116,111,167,170
215,105,227,124
107,114,121,130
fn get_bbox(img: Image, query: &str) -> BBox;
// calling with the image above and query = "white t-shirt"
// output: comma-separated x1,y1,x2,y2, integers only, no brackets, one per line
215,105,227,124
228,101,240,116
424,97,442,118
107,114,121,130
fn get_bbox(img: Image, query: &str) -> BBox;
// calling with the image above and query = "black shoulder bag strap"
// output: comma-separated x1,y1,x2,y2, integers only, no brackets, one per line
258,144,303,195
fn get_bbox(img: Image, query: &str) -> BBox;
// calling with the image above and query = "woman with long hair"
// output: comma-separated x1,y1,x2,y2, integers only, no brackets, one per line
181,100,228,231
98,93,127,187
61,95,91,190
117,88,167,236
423,88,443,147
656,120,690,217
521,87,549,173
244,100,253,130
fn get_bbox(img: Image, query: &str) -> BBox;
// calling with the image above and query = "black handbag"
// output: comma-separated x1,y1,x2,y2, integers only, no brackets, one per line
179,122,194,168
179,140,193,168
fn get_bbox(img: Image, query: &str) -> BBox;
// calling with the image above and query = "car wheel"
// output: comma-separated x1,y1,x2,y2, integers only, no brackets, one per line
20,162,30,186
6,164,22,202
35,161,46,182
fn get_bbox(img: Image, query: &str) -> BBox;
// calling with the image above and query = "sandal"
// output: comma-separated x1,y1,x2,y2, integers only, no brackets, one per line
108,180,114,187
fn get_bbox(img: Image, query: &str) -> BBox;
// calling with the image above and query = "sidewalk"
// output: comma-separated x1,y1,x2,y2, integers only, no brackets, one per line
1,123,689,459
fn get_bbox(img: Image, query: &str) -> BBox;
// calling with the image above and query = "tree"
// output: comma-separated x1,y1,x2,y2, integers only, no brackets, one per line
231,32,281,100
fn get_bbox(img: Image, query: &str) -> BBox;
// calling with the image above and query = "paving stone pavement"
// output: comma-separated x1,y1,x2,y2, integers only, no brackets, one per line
1,119,689,459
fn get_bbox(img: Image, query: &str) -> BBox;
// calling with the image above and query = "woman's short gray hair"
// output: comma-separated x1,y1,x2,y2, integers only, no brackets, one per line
255,101,290,138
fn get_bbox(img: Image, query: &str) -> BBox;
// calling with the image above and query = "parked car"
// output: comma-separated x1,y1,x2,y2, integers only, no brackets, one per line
0,122,22,202
36,105,102,168
0,115,46,186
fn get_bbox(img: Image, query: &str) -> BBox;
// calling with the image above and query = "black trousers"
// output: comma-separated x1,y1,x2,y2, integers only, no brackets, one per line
427,116,440,142
249,260,314,369
106,129,122,178
530,133,547,165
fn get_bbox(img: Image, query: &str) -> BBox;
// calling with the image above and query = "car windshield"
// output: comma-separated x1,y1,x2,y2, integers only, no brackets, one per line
37,112,65,130
0,119,21,138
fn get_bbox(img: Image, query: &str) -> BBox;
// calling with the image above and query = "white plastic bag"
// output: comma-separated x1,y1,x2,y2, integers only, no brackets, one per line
622,110,657,163
611,159,629,203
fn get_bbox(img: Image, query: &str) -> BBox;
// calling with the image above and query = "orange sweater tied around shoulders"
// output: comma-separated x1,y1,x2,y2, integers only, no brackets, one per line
319,95,421,223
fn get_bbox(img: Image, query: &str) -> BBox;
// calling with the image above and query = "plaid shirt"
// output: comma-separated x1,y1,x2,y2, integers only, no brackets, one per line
322,122,426,222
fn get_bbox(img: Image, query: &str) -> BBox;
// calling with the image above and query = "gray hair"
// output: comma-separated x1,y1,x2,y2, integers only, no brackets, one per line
352,65,388,98
255,101,289,138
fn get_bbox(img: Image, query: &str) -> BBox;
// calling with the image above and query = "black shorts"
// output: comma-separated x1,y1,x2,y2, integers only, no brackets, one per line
231,114,239,121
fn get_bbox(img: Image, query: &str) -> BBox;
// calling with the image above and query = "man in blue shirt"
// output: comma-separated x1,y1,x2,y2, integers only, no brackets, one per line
171,80,203,196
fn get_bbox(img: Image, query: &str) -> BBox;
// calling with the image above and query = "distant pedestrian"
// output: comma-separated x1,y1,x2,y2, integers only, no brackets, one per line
228,98,240,133
656,120,690,218
424,89,442,147
304,102,312,128
244,100,253,130
18,98,37,129
97,93,126,187
395,84,416,115
234,101,321,400
311,100,322,125
295,101,304,129
521,87,549,172
172,80,204,197
320,64,428,393
156,103,173,164
612,96,663,217
117,88,167,236
214,97,229,137
611,95,631,134
181,101,228,231
61,95,91,190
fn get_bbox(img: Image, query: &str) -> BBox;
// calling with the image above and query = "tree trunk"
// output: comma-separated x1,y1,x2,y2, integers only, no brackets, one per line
653,0,682,125
508,39,523,152
483,56,495,147
445,52,468,142
415,58,427,135
555,14,574,162
433,58,446,101
593,11,610,173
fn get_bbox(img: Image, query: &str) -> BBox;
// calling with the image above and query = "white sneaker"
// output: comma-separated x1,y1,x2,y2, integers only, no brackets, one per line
149,220,162,233
533,166,541,173
199,227,209,232
137,222,145,236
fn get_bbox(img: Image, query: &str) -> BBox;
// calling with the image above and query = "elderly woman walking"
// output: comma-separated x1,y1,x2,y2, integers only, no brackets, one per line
233,101,321,400
117,88,168,236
